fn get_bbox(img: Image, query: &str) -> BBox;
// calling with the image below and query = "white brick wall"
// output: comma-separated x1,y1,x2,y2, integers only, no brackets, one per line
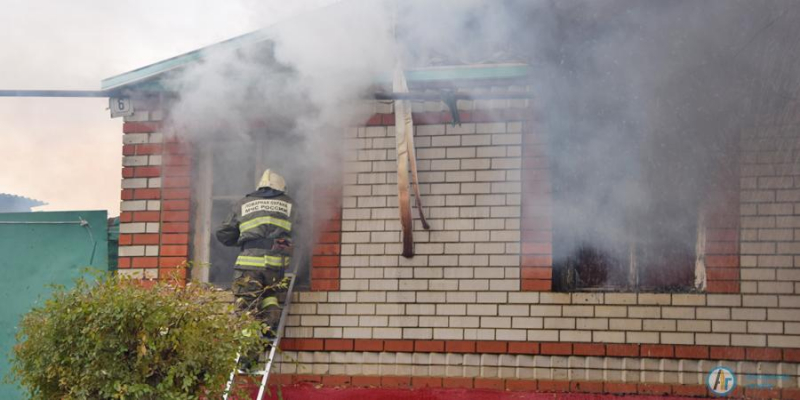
274,89,800,381
339,118,523,294
285,106,800,349
741,124,800,298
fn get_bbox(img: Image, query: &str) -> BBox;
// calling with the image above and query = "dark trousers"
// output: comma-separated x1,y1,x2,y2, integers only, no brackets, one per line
231,268,286,368
231,268,285,334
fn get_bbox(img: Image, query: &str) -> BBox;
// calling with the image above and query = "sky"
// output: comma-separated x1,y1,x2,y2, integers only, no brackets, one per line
0,0,337,216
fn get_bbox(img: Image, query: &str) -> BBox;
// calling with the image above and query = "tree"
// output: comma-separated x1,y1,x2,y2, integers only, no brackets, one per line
9,272,263,399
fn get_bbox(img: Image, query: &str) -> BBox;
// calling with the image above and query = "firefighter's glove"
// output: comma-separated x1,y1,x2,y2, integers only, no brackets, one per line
272,238,293,255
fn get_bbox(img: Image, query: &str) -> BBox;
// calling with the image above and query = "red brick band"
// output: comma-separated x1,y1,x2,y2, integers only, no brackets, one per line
267,374,797,399
704,191,740,294
311,204,342,291
703,133,741,294
309,157,344,291
520,117,552,291
280,338,800,362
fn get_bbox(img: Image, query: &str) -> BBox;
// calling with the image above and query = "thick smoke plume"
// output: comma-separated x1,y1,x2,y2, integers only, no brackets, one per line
517,0,800,289
164,0,800,289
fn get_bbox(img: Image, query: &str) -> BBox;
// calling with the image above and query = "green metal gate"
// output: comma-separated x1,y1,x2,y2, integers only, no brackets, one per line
0,211,109,398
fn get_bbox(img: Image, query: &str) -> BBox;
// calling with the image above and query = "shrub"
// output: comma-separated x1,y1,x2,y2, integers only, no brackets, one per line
10,273,263,400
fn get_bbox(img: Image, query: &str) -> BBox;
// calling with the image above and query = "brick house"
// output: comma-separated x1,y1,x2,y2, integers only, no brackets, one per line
105,27,800,399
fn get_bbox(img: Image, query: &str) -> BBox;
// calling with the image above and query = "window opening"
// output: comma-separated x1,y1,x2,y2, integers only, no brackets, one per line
199,132,312,290
550,131,704,293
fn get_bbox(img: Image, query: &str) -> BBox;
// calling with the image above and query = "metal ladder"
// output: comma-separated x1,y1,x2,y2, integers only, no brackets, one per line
223,272,297,400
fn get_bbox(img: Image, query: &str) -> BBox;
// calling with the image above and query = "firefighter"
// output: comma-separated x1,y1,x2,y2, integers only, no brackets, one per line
215,169,294,364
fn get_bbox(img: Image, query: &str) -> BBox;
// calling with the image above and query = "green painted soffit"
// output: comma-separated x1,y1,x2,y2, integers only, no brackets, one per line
101,28,531,92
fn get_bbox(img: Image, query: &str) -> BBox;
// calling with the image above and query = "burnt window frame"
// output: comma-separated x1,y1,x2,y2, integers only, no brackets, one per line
550,187,708,294
551,213,707,293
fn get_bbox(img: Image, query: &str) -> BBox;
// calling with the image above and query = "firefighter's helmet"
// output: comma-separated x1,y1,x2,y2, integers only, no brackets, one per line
258,169,287,192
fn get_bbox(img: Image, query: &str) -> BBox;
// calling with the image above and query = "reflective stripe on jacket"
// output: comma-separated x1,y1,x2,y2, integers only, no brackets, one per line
235,254,291,268
215,187,295,269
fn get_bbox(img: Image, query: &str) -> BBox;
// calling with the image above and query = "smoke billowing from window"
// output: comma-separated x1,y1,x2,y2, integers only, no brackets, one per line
513,0,800,289
163,0,800,288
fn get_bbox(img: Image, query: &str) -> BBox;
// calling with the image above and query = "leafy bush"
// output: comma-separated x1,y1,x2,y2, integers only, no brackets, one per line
10,273,263,400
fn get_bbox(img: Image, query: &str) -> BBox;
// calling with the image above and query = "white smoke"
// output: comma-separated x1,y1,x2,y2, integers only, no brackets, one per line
161,0,800,288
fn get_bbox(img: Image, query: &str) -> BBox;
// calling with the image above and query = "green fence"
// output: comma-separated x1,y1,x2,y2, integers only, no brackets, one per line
0,211,109,398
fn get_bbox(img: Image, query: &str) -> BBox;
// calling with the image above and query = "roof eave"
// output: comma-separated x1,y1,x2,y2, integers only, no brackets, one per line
102,28,531,92
101,29,272,91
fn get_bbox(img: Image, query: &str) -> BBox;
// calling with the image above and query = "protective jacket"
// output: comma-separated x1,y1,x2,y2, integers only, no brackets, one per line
216,187,294,270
